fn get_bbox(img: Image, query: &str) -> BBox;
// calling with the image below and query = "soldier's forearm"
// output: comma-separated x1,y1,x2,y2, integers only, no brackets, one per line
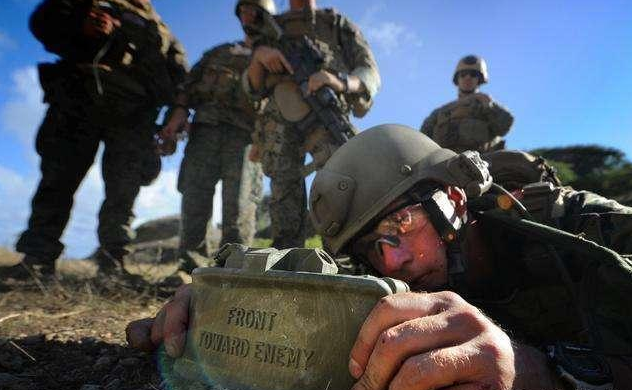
247,62,266,93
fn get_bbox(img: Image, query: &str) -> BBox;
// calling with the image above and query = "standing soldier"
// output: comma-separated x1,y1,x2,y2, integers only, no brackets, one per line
159,0,266,273
244,0,381,249
1,0,187,281
420,55,513,153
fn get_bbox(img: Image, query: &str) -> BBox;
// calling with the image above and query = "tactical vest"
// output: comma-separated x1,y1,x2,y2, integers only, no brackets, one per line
186,43,256,132
432,96,501,153
37,0,183,123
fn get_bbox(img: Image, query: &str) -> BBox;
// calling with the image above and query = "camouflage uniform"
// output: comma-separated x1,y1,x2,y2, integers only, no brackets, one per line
420,95,514,153
243,7,380,248
178,42,263,258
16,0,187,268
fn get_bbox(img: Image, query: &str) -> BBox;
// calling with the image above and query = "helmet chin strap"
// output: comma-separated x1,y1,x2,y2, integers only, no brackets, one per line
408,188,469,294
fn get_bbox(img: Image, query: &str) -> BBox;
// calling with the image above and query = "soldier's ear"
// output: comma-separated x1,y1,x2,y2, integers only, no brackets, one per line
446,186,467,217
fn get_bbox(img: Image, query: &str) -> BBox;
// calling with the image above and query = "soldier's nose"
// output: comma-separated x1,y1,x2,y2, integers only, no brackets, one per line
379,243,412,275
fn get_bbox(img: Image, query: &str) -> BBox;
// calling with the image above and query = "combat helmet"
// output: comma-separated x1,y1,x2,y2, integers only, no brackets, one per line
235,0,276,16
453,55,488,85
309,124,492,255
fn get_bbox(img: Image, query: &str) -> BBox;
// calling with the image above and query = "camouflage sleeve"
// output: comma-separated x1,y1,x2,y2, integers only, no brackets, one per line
484,100,514,137
337,14,381,118
180,48,216,107
29,0,92,59
420,109,439,138
559,189,632,254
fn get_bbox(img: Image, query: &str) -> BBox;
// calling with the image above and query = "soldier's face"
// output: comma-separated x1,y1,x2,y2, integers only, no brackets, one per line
290,0,316,10
457,70,480,92
351,203,449,291
238,4,258,28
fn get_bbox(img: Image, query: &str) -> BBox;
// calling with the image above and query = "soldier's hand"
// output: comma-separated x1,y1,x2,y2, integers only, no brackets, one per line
306,70,345,95
126,284,192,357
83,9,120,38
473,93,492,107
348,291,557,390
248,144,261,162
253,46,294,75
160,107,189,141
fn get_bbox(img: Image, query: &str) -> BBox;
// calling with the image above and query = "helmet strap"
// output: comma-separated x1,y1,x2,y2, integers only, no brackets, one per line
408,187,469,294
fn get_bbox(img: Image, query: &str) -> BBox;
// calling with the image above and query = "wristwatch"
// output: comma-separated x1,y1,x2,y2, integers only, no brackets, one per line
547,343,613,390
337,72,349,93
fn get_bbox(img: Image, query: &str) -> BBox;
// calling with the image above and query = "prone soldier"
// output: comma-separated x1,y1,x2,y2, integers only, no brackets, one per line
243,0,381,249
421,55,514,153
159,0,267,273
128,125,632,389
1,0,187,281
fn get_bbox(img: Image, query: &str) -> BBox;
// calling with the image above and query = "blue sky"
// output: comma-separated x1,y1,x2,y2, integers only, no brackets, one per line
0,0,631,257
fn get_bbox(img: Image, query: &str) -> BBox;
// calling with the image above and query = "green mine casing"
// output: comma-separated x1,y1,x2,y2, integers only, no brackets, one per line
173,245,409,390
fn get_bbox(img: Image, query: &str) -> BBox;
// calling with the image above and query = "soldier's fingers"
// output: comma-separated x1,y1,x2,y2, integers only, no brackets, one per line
306,77,319,95
278,52,294,74
349,292,458,379
351,310,480,390
126,318,156,352
162,293,191,357
388,345,481,390
150,307,167,346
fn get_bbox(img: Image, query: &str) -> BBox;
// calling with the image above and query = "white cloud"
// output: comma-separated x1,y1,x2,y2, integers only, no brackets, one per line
0,165,35,247
1,66,46,148
360,3,423,55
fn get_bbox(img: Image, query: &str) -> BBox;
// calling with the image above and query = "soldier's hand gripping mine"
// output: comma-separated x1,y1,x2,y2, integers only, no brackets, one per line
127,284,192,356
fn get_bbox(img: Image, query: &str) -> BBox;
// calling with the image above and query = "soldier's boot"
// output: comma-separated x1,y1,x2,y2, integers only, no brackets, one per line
0,254,56,282
94,248,146,287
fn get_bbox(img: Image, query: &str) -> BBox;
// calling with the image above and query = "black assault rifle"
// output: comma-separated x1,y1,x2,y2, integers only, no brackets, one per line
255,11,357,146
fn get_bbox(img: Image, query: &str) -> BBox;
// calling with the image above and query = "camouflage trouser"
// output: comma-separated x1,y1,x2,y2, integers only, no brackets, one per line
178,122,262,257
258,116,338,249
15,105,160,262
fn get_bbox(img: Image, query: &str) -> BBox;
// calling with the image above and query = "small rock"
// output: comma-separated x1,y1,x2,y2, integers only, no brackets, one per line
119,357,140,367
80,337,98,345
80,385,102,390
44,333,57,341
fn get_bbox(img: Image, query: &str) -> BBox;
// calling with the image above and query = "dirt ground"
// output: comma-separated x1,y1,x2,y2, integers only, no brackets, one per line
0,254,207,390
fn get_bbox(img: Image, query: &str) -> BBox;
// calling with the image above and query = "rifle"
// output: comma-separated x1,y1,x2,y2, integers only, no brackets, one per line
254,11,358,147
172,244,409,390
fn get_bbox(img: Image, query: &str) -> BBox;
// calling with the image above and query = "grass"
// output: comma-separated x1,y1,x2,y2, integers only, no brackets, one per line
252,235,323,249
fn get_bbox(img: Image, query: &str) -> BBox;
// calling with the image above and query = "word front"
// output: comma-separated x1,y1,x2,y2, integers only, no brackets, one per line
227,307,278,332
